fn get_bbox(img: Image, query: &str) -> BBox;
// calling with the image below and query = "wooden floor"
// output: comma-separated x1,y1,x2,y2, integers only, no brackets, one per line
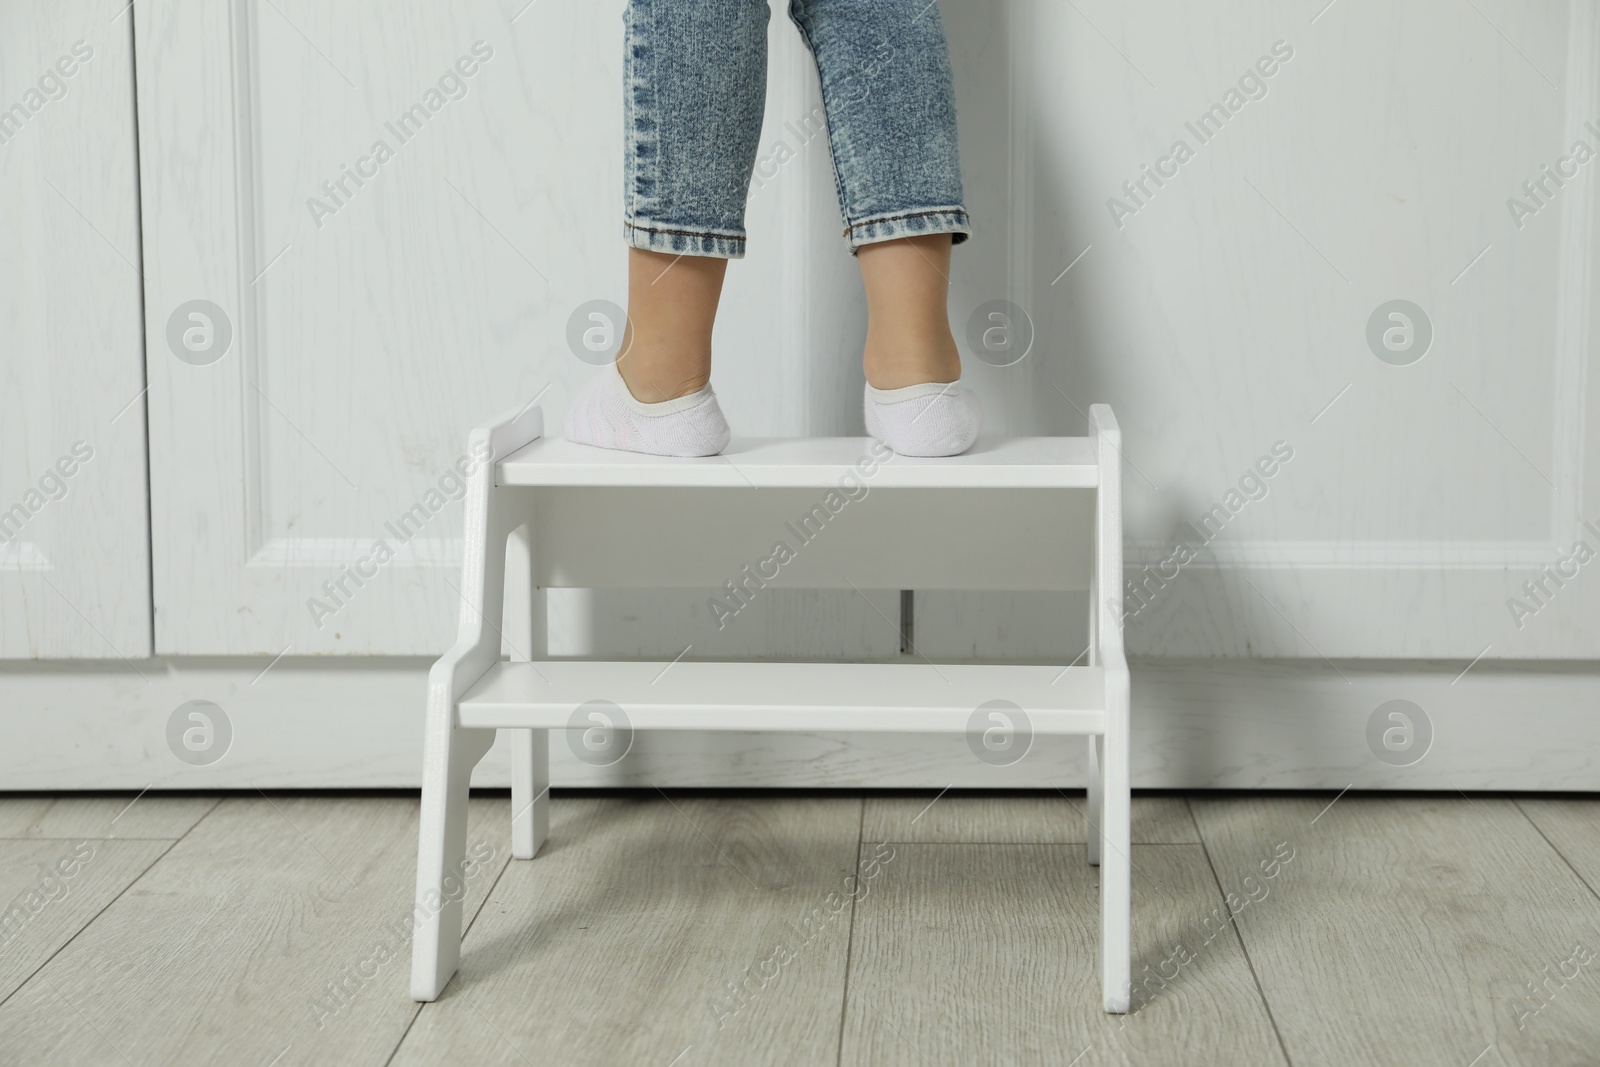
0,792,1597,1066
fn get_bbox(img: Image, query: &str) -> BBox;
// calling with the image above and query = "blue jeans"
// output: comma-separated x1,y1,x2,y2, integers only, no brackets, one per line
623,0,971,258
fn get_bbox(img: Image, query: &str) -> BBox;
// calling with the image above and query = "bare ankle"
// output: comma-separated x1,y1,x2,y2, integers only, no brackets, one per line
863,330,962,390
620,247,725,403
616,342,711,403
856,234,962,389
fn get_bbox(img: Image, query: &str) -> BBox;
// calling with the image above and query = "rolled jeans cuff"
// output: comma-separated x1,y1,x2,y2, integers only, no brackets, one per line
624,218,747,260
844,207,972,254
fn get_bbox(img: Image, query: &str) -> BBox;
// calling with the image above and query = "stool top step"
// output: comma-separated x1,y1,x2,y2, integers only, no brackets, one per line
496,435,1100,488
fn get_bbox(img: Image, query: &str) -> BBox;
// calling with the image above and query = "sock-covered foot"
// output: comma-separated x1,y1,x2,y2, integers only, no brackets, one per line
863,379,982,457
563,361,730,457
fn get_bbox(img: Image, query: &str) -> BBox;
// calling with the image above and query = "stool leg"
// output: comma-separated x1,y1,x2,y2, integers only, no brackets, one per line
1101,680,1131,1013
411,717,495,1001
410,411,541,1001
504,524,550,860
510,729,549,859
1086,734,1102,866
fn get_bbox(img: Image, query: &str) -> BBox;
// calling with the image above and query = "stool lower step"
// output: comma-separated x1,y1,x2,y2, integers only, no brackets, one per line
458,660,1107,734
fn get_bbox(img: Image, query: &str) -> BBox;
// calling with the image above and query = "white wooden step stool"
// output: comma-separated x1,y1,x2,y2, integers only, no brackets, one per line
409,401,1132,1013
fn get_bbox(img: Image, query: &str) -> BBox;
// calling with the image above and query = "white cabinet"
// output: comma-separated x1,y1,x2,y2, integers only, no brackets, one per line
132,0,1600,661
7,0,1598,665
0,1,151,659
4,0,1600,789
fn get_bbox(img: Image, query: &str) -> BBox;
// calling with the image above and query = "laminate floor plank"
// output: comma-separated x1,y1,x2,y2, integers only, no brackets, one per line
862,792,1196,844
839,842,1286,1066
392,795,864,1067
0,795,509,1066
0,794,218,839
1518,798,1600,897
1191,795,1600,1067
0,838,173,1001
3,793,1594,1066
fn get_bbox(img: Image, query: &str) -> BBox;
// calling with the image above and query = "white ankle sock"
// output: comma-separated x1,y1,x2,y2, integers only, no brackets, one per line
562,361,731,457
863,379,982,457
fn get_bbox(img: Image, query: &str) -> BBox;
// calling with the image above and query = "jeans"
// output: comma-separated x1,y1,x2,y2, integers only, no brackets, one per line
623,0,971,258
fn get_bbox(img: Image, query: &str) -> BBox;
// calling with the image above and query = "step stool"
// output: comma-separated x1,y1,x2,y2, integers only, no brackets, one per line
409,401,1132,1013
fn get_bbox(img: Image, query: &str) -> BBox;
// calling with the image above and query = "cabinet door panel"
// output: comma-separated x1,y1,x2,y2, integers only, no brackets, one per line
137,0,833,655
950,0,1600,657
0,2,151,659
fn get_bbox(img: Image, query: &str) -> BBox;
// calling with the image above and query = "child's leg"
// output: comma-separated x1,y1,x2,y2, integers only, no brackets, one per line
790,0,980,455
563,246,733,456
619,0,768,378
567,0,770,456
857,233,961,390
857,233,982,457
786,0,972,259
618,247,727,402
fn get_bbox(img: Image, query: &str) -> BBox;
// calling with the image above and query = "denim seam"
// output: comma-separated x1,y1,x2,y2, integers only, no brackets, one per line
625,220,745,242
622,2,643,229
844,207,970,236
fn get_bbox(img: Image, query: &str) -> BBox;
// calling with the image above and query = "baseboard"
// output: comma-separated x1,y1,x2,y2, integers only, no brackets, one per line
2,657,1597,791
